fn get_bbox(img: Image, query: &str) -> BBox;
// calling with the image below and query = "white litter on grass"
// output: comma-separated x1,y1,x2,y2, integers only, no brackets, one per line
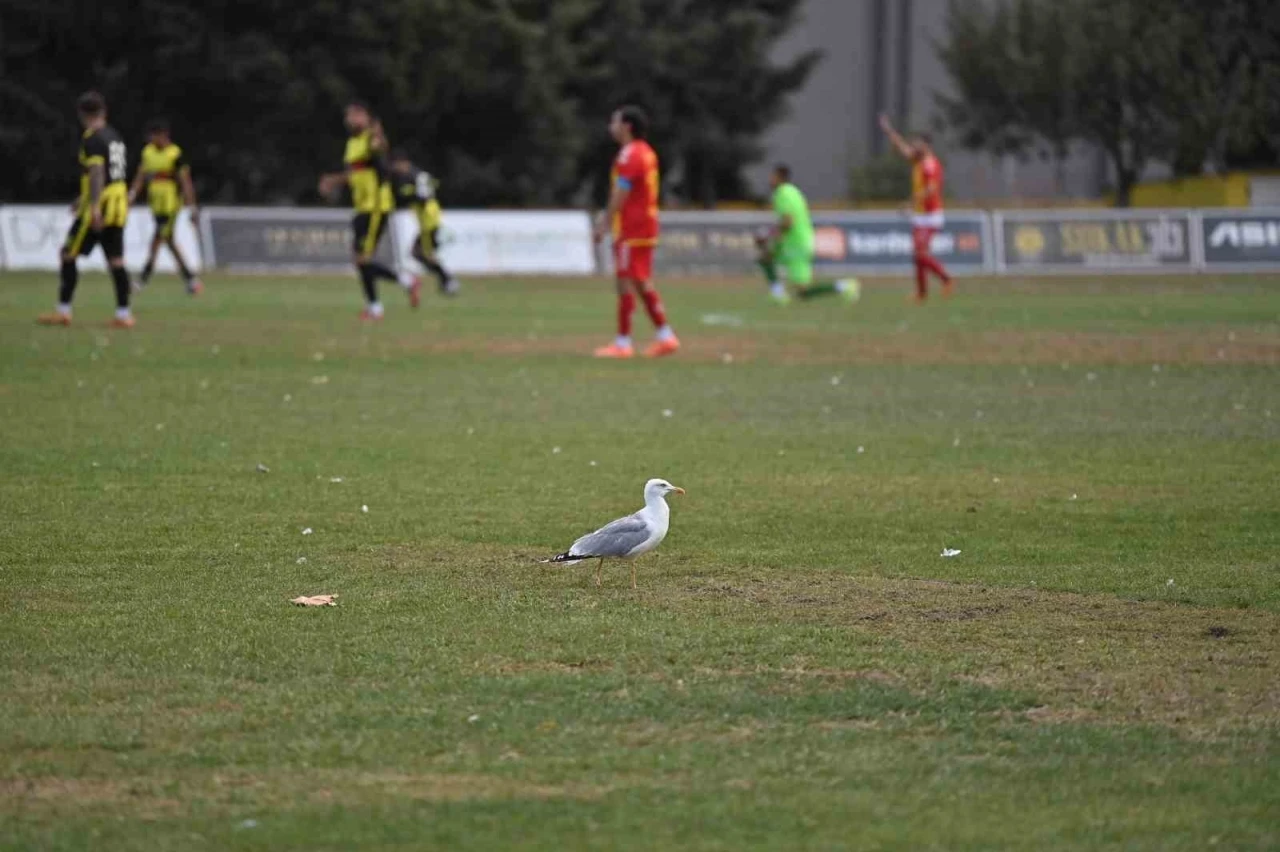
830,376,842,386
302,528,313,536
941,548,962,558
700,313,744,327
589,460,598,467
467,714,481,723
1086,372,1097,382
199,379,209,390
662,409,674,418
1071,493,1079,500
91,462,100,468
361,505,369,513
237,819,258,830
552,446,562,455
312,352,325,361
467,427,475,435
952,436,961,448
311,375,330,385
283,394,292,402
721,353,734,364
256,463,270,473
296,557,307,565
77,379,85,388
1167,578,1175,587
1152,364,1162,373
1234,403,1245,411
155,423,166,431
992,477,1001,483
329,477,344,483
857,446,865,454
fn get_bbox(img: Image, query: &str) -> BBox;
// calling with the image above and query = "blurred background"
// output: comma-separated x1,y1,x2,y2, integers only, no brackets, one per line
1,0,1277,209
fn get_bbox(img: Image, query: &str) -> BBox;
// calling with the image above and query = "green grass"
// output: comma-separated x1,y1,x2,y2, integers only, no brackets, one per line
1,270,1278,850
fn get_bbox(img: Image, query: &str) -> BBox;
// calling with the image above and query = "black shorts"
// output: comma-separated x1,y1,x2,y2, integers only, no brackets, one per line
153,212,177,240
352,211,389,257
63,217,124,260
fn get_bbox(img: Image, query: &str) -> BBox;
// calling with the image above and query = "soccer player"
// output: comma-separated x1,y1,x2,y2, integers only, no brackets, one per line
756,163,859,305
880,113,952,301
387,149,458,296
128,118,203,295
591,106,678,359
318,101,418,320
38,92,135,328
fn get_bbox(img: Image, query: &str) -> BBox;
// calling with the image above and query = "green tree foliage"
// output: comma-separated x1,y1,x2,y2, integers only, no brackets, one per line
936,0,1280,206
0,0,816,207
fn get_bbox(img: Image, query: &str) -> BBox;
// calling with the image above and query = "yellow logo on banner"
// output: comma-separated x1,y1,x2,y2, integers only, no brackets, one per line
1014,226,1046,258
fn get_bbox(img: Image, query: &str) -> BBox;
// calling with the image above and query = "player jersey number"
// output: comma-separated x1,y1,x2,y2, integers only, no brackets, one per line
108,142,127,182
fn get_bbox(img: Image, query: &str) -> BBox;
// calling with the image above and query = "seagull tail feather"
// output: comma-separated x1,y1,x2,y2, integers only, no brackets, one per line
540,550,593,564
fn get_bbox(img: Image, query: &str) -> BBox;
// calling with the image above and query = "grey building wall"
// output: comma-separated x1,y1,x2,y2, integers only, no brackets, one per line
753,0,1105,204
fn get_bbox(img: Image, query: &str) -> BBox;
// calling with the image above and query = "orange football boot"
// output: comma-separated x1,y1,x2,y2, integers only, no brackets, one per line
593,342,635,359
37,312,72,326
644,336,681,358
110,315,136,329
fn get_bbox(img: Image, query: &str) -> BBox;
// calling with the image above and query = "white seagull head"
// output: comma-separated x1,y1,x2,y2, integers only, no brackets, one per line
644,478,685,502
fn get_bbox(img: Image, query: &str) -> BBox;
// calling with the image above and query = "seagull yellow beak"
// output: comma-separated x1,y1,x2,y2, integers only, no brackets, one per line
671,486,686,495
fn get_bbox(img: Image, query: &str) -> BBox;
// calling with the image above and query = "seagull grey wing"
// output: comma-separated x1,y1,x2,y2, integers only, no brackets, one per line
569,513,651,558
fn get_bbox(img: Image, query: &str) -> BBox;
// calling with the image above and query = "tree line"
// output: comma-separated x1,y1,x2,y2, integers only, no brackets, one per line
936,0,1280,206
0,0,818,208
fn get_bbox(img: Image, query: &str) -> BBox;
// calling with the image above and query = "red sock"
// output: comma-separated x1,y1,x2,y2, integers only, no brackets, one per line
920,254,950,285
914,259,929,298
639,287,667,327
618,292,636,337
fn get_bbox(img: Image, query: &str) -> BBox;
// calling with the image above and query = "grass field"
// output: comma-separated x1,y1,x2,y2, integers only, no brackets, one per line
1,270,1278,850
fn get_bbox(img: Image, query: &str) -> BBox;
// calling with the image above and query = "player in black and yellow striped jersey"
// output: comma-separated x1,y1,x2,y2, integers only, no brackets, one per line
38,91,136,328
318,101,420,320
128,118,203,295
388,149,459,297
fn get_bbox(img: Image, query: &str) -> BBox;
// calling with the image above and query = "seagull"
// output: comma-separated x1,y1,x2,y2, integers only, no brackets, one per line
542,478,685,588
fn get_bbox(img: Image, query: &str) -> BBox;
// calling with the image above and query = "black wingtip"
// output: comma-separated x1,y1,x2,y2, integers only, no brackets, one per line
540,550,596,564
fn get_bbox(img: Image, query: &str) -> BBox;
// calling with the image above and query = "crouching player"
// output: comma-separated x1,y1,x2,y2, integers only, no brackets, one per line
756,164,858,305
388,149,458,296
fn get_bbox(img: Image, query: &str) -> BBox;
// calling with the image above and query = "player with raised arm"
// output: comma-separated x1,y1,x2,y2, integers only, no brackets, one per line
318,101,418,320
129,118,203,295
388,149,458,297
591,106,679,359
755,163,859,305
880,113,952,302
38,92,135,328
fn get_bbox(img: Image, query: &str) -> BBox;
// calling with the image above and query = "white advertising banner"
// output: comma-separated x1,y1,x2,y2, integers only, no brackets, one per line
389,209,595,276
0,205,203,273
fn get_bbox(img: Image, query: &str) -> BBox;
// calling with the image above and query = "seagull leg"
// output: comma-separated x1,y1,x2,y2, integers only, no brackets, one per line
595,558,603,587
630,562,637,590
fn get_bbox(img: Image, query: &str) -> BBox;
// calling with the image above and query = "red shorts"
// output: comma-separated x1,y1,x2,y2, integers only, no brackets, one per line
613,241,654,281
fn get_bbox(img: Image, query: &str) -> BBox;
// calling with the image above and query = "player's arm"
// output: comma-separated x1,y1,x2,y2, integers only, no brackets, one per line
878,113,916,161
128,164,147,206
593,180,629,244
318,170,348,198
179,166,199,220
83,134,108,229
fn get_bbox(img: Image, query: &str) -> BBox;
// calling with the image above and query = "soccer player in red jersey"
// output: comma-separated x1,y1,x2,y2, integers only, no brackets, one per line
880,113,953,302
591,106,679,359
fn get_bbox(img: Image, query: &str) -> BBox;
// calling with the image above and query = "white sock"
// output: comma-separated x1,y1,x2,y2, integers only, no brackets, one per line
654,325,675,342
56,303,73,317
114,307,131,320
615,335,632,349
770,283,787,298
397,271,416,289
368,301,385,317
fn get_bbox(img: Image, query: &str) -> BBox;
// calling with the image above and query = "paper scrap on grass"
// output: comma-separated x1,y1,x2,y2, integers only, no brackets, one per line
256,463,270,473
302,527,313,535
941,548,962,558
291,594,337,607
700,313,744,327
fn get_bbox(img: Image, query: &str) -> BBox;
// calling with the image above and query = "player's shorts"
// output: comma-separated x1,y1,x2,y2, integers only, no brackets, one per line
62,216,124,260
352,211,389,257
774,237,815,285
613,240,654,281
153,212,177,241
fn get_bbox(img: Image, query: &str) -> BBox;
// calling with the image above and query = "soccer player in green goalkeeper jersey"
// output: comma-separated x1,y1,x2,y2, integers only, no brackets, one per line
756,164,859,305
